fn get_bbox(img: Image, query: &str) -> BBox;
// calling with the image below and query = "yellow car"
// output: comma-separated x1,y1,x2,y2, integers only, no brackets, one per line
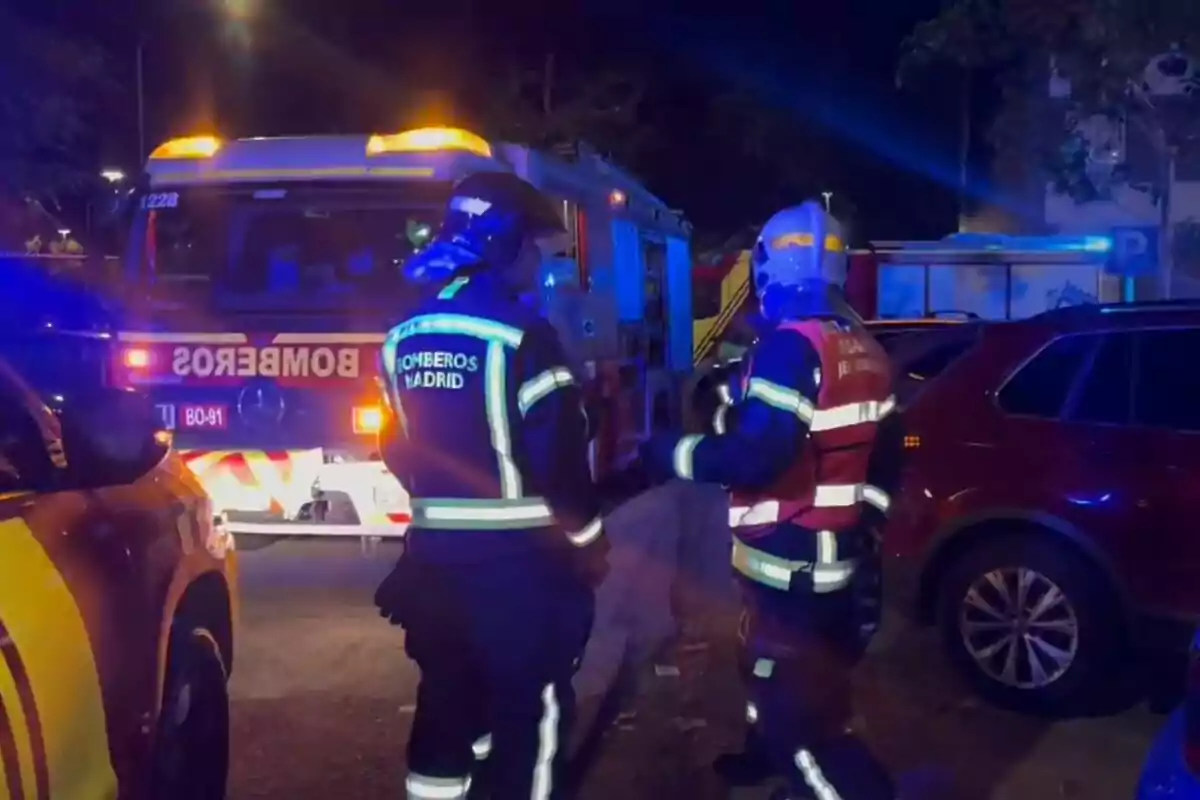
0,332,237,800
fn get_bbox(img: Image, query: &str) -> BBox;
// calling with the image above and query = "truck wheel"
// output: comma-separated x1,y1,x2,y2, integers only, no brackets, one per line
151,626,230,800
935,533,1125,714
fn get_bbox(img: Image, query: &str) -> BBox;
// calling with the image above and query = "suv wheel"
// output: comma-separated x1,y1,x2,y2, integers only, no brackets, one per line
151,626,230,799
936,534,1124,714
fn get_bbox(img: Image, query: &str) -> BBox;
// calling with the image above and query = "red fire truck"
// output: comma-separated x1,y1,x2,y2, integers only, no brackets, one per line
117,128,694,545
692,232,1120,364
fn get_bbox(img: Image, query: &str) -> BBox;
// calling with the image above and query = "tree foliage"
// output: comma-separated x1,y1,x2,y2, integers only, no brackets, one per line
703,87,843,235
0,8,114,201
479,54,652,168
899,0,1200,203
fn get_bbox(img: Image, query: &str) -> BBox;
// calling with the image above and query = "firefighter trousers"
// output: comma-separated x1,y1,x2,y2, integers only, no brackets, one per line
393,550,592,800
737,559,894,800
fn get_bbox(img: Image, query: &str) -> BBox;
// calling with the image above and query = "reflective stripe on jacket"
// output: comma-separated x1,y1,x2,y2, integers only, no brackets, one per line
727,318,894,536
380,274,603,560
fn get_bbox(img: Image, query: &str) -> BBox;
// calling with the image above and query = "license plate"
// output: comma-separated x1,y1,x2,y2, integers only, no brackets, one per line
180,404,229,430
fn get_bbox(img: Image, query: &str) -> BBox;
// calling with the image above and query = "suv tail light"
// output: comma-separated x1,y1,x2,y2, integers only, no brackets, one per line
1183,630,1200,774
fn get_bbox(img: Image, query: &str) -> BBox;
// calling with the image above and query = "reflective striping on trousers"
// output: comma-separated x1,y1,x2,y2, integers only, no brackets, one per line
746,377,816,422
813,529,856,592
405,773,472,799
728,483,891,529
731,537,857,593
518,367,575,416
732,538,811,591
795,749,843,800
808,394,896,433
410,498,555,529
531,682,561,800
745,701,759,723
472,733,491,760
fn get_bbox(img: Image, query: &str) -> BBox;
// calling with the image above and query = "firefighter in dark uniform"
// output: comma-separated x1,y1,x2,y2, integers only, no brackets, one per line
639,201,901,799
374,171,610,800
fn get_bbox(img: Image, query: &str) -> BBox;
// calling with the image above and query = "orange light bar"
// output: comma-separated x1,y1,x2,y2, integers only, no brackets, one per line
366,127,492,158
903,435,921,450
149,135,221,160
353,405,384,435
123,347,150,369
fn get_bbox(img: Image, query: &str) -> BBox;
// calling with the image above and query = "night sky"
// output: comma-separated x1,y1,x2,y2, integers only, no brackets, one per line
31,0,977,242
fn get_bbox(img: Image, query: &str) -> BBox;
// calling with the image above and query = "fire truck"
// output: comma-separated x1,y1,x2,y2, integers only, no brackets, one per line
692,232,1122,364
118,128,693,544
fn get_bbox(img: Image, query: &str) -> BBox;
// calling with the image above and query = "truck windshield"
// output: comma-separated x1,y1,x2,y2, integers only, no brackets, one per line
125,181,451,312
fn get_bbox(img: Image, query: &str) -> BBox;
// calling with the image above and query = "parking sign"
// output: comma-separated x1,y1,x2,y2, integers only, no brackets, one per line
1110,226,1159,275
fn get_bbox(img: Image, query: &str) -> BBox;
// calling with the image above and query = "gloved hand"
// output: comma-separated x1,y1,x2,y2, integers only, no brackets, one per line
572,535,611,590
374,554,417,626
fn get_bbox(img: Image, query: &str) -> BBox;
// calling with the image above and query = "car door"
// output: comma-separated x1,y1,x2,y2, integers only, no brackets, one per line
1055,330,1167,588
990,332,1107,516
1125,327,1200,616
0,367,119,800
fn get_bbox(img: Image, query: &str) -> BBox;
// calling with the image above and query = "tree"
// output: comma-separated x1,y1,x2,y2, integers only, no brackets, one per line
478,54,653,168
899,0,1200,294
703,87,845,238
0,8,114,201
898,0,1200,207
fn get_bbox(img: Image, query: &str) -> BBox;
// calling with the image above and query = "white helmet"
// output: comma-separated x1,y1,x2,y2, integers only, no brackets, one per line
751,201,848,321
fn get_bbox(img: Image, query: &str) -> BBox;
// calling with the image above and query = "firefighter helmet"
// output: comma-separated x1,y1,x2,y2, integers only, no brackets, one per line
404,171,564,284
751,201,849,321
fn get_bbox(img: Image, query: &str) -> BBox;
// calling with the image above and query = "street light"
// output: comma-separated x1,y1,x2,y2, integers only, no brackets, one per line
821,191,833,212
222,0,257,22
101,169,126,184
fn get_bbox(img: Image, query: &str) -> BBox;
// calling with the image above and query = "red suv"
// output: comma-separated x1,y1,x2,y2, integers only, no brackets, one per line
888,302,1200,713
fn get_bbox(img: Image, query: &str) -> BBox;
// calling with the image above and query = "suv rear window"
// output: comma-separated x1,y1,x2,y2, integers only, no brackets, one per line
904,339,974,383
1067,333,1133,425
886,328,979,406
1135,328,1200,431
997,334,1094,418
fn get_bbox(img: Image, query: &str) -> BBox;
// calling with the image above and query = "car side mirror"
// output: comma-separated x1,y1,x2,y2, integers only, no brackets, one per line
56,387,169,488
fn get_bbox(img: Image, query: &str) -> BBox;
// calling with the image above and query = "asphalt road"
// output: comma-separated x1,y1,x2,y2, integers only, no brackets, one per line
227,538,1162,800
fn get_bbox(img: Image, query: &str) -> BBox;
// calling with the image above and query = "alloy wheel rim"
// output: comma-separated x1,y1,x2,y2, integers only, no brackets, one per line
958,567,1079,689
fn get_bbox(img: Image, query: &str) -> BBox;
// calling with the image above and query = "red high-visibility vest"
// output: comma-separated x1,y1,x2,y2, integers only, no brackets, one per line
728,319,895,535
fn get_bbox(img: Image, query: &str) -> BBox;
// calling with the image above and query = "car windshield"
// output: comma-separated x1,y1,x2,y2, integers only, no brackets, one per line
124,181,450,312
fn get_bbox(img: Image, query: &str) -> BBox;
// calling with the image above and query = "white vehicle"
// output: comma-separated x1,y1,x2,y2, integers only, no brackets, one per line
116,128,693,545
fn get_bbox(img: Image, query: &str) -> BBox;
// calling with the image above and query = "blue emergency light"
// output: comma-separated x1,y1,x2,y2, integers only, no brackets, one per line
937,232,1113,253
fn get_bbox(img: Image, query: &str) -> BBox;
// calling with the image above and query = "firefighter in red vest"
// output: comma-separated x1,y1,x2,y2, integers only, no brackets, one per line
640,201,899,799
